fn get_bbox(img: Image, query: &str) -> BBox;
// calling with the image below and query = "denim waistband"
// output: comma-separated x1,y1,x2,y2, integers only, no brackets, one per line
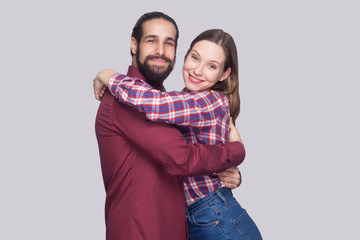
186,188,232,213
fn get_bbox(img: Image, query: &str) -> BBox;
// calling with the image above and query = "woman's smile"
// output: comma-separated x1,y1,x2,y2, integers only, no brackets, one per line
188,73,204,84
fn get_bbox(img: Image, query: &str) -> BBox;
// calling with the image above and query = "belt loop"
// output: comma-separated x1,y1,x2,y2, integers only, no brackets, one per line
215,189,227,203
186,208,193,224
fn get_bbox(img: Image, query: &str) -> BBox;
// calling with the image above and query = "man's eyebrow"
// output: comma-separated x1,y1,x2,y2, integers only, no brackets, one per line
165,37,176,42
144,35,158,39
143,35,175,42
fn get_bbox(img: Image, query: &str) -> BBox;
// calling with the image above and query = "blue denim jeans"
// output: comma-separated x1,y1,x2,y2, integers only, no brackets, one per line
186,188,262,240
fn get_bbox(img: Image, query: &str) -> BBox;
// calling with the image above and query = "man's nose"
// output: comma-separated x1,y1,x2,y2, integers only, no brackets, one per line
155,43,164,55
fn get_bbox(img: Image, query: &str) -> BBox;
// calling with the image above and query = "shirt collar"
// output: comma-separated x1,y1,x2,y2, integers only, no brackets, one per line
127,65,146,80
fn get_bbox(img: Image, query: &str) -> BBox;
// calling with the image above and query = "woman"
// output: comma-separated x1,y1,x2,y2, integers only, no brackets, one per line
94,29,262,240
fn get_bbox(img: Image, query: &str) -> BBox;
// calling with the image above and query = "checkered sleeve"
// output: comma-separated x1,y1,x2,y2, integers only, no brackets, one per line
108,74,229,128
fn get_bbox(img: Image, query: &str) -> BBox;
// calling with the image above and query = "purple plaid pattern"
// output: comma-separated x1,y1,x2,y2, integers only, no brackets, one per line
108,74,230,205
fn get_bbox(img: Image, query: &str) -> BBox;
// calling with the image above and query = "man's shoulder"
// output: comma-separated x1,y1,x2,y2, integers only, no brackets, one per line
96,91,151,138
98,91,148,122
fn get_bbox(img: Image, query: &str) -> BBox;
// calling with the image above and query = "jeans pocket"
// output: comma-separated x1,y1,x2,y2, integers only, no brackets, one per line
191,207,219,228
189,207,226,240
233,210,262,240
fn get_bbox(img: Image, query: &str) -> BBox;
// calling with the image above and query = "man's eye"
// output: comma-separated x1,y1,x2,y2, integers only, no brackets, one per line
165,41,174,46
148,39,155,43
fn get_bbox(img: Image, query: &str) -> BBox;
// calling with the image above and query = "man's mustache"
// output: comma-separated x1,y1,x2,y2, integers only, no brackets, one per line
146,55,172,64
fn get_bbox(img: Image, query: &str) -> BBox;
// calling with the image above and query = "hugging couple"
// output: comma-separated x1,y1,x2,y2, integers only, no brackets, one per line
94,11,262,240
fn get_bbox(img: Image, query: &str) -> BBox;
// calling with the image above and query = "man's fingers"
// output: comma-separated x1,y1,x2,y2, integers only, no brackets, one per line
218,169,241,189
223,182,237,190
220,177,238,185
218,171,238,178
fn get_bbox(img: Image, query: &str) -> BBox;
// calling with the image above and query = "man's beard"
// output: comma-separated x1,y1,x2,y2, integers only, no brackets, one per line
136,50,175,85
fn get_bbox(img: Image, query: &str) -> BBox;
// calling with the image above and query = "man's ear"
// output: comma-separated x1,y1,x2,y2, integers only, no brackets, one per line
219,67,232,82
131,37,138,55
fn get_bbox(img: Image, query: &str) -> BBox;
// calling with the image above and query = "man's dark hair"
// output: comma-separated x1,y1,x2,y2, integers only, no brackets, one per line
131,11,179,56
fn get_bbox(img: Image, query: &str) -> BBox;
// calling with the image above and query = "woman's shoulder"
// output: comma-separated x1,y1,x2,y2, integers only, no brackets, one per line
209,90,230,107
178,89,229,109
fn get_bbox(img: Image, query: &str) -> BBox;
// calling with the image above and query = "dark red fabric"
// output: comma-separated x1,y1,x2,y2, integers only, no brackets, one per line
95,66,245,240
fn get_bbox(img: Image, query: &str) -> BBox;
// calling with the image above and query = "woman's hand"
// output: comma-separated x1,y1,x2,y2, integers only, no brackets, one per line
218,118,244,189
229,118,243,143
93,69,116,100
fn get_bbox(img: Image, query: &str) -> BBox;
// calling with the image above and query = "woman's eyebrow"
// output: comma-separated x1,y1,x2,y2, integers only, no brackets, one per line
191,50,221,65
191,50,200,55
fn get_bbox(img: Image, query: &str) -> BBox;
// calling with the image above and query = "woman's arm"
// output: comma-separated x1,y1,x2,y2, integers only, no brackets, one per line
93,69,117,100
218,120,244,189
95,70,229,128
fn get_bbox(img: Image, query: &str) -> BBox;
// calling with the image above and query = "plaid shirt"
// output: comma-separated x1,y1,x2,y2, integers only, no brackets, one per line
108,74,230,205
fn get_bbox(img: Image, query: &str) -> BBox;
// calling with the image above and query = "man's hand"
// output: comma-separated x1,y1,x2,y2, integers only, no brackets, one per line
217,166,242,190
93,69,117,100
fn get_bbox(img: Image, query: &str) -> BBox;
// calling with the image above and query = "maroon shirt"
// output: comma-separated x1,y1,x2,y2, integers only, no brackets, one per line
95,66,246,240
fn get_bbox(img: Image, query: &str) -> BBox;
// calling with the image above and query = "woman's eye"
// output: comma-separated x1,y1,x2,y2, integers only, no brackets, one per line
209,64,216,70
192,55,198,61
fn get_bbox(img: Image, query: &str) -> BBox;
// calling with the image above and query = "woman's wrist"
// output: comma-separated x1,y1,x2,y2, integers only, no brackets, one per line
99,69,117,86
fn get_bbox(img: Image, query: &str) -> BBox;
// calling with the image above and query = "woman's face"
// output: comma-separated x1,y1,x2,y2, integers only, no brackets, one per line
182,40,230,92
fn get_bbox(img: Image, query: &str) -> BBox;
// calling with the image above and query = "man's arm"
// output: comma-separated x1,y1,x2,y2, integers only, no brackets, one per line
112,102,245,176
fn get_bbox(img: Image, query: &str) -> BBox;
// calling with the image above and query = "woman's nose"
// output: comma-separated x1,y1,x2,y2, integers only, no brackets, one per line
193,64,203,76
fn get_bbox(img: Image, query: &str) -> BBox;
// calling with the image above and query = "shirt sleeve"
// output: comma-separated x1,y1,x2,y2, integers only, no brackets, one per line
108,73,229,128
110,99,245,176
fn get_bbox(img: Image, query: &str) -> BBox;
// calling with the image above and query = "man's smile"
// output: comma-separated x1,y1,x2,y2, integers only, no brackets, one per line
150,58,167,65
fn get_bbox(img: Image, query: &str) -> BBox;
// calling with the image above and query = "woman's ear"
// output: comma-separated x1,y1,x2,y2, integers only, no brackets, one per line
131,37,138,55
219,67,231,82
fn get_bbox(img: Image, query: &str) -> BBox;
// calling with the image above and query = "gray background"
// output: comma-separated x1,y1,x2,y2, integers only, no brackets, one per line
1,0,359,239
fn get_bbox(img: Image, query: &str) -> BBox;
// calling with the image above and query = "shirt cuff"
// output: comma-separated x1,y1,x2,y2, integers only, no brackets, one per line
226,142,246,166
108,73,121,87
108,73,126,95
